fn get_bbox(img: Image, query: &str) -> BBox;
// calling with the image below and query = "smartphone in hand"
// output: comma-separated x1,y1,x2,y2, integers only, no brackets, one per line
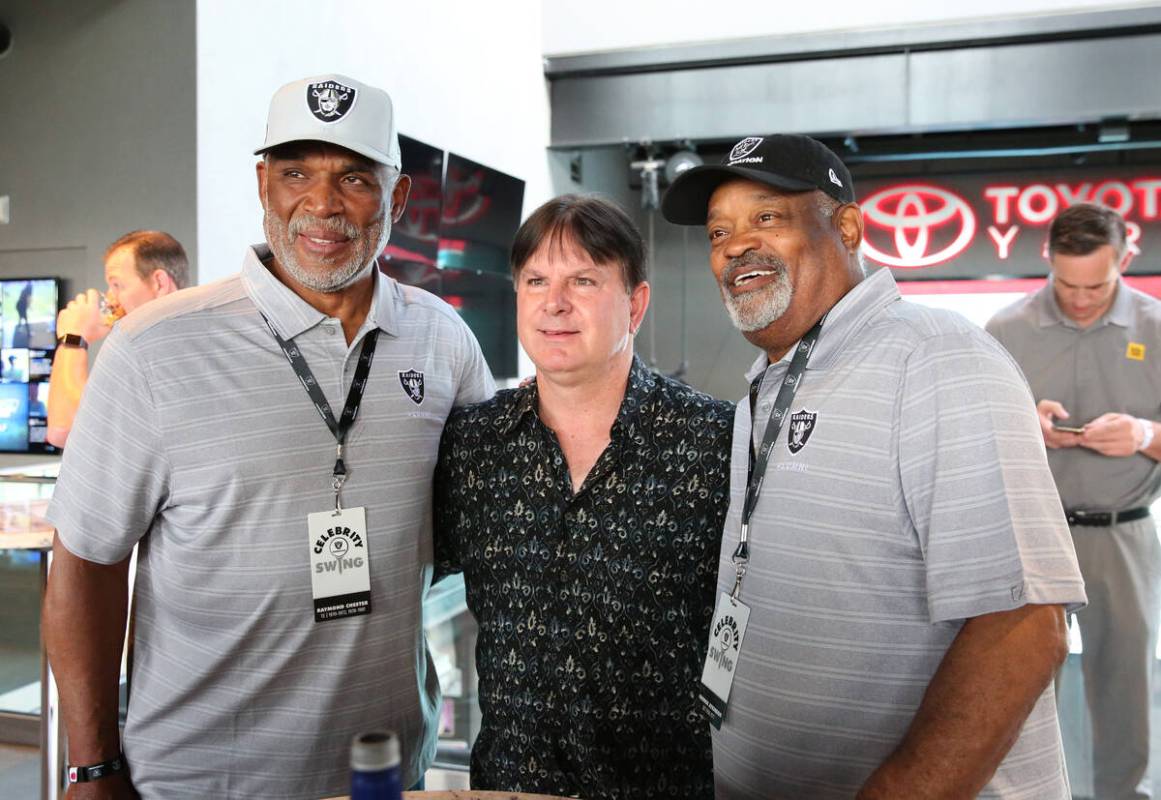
1051,420,1085,434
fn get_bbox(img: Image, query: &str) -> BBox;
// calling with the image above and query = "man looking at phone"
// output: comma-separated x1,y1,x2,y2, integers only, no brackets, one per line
987,202,1161,800
46,230,188,447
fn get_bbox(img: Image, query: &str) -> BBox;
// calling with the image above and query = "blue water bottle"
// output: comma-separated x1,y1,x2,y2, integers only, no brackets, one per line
350,730,403,800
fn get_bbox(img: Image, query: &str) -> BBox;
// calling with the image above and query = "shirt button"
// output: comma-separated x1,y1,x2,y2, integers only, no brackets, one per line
759,401,771,411
321,324,336,335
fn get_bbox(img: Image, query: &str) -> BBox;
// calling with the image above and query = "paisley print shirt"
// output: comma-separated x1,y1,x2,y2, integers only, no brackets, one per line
434,356,734,800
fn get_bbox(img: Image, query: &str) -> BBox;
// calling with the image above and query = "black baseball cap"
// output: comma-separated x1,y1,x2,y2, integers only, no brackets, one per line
661,134,856,225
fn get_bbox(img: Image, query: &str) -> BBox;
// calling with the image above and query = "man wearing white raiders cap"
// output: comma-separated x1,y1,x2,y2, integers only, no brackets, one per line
43,74,494,799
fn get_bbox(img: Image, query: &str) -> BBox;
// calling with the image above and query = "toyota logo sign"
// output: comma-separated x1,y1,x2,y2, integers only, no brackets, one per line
861,184,977,269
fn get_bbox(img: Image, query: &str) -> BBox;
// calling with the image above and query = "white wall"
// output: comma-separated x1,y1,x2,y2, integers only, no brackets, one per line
0,0,197,290
542,0,1161,55
196,0,552,285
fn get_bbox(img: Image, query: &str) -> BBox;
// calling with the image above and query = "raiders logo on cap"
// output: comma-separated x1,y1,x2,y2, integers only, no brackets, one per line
307,80,357,123
728,136,765,164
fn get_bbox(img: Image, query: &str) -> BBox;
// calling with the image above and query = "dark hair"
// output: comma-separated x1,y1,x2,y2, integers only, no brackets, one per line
105,230,190,289
510,194,646,291
1048,203,1127,261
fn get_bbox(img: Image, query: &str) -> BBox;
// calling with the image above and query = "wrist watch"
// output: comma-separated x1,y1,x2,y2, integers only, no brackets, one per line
57,333,87,349
67,754,126,783
1138,417,1155,452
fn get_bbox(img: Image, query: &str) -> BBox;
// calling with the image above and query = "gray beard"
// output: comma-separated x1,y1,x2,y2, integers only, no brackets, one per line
719,259,794,333
263,208,390,293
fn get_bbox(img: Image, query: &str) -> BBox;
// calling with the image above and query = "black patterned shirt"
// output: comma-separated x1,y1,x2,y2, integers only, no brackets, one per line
434,355,734,800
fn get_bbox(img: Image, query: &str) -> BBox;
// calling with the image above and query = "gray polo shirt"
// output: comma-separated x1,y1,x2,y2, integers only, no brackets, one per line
986,279,1161,511
47,246,494,799
714,268,1085,799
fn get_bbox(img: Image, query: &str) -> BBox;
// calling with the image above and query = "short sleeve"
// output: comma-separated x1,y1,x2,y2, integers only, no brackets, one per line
46,330,170,564
897,332,1086,623
453,320,495,407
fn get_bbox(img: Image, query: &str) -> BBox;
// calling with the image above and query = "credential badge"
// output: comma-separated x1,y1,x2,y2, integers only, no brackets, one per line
307,80,357,123
398,369,425,405
787,409,817,455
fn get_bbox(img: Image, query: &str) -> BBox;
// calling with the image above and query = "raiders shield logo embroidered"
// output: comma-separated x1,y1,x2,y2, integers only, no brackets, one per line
787,410,817,454
307,80,357,123
399,369,425,405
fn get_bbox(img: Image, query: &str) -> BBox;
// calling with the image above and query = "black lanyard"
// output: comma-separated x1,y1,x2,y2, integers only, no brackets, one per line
262,315,379,510
731,318,823,600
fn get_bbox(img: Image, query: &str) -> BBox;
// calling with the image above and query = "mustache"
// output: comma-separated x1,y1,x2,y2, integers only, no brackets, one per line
287,213,361,241
721,252,787,286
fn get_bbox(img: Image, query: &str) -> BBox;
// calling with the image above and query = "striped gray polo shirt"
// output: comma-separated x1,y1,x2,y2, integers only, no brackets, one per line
713,268,1086,799
47,246,494,799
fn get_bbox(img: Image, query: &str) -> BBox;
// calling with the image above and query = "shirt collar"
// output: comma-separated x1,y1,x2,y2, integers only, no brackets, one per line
499,354,658,436
240,244,397,340
744,267,901,382
1036,276,1131,330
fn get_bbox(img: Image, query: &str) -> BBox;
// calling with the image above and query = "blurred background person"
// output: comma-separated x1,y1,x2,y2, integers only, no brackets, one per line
46,230,188,447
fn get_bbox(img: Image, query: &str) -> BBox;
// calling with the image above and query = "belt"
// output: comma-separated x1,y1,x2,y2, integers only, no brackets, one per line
1065,507,1152,527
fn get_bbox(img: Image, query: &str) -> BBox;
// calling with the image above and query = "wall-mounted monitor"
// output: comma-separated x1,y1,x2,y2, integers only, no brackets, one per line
386,134,444,271
380,139,525,379
438,152,525,276
0,278,60,453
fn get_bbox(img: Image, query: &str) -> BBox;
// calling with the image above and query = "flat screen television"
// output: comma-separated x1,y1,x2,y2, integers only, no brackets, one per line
385,134,444,270
438,152,525,276
0,278,60,453
380,140,525,379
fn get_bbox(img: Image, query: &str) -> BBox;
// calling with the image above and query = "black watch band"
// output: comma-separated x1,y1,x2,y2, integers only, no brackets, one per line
57,333,88,350
68,754,126,784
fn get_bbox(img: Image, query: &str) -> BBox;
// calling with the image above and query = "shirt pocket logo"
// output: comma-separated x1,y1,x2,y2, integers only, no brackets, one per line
398,369,425,404
1127,342,1146,361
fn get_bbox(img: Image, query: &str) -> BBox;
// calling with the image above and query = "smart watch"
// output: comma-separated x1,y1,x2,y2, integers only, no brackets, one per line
67,754,127,784
57,333,87,350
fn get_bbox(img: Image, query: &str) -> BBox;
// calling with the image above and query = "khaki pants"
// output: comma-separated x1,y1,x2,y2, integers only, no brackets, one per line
1071,517,1161,800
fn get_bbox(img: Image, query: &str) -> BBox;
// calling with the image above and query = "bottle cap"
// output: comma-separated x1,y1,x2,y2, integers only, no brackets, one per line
350,731,400,772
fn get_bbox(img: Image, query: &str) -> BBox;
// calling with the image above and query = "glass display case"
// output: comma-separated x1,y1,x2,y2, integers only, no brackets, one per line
0,460,59,799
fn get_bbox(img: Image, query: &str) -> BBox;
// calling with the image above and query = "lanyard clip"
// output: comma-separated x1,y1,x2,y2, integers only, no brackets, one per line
730,525,750,601
332,443,347,515
732,524,749,563
730,561,747,601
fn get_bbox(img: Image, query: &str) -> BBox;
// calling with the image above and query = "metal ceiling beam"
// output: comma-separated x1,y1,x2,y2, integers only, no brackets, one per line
544,7,1161,78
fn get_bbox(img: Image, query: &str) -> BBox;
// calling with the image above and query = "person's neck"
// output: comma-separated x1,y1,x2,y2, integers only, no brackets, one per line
269,259,376,344
536,351,634,436
760,310,825,364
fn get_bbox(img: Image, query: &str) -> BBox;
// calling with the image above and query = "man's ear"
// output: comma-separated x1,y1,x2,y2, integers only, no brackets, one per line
1119,247,1135,274
151,269,178,296
390,174,412,223
836,203,864,255
629,280,651,336
256,159,268,210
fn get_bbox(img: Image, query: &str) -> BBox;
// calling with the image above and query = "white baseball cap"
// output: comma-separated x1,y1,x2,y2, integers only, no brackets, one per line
254,74,401,169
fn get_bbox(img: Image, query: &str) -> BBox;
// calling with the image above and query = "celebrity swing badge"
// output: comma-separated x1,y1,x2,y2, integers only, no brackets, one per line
699,593,751,729
308,507,371,622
